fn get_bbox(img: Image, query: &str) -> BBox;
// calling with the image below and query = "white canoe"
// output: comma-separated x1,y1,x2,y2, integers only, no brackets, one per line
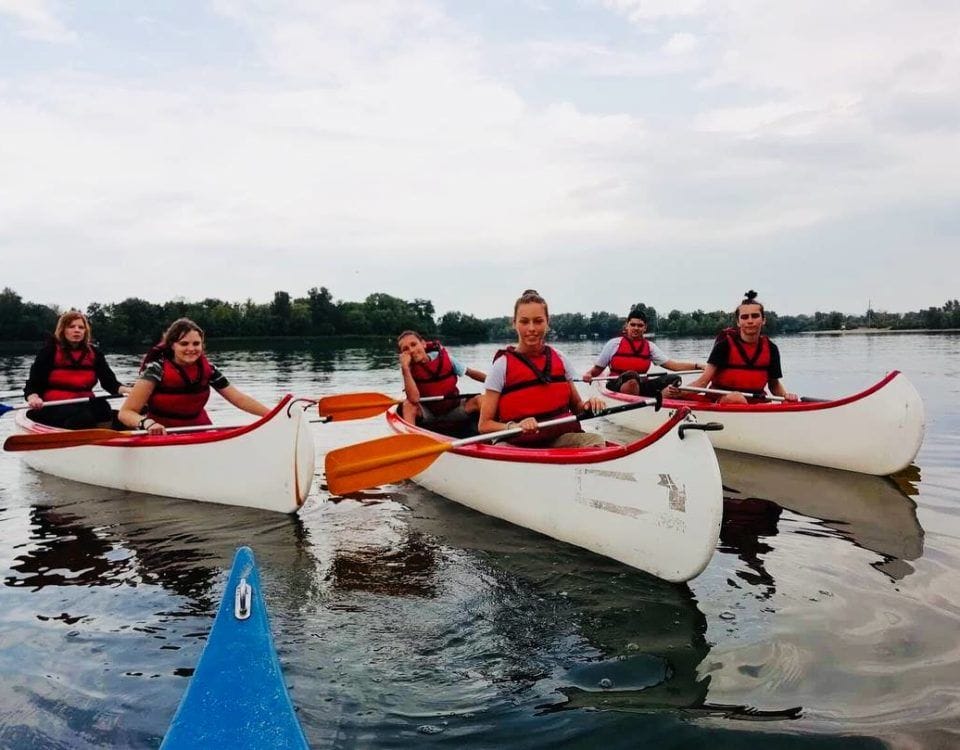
594,371,924,476
384,406,724,583
11,395,316,513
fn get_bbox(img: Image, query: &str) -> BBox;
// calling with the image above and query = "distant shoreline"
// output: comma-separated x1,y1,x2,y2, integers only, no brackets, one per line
798,328,960,335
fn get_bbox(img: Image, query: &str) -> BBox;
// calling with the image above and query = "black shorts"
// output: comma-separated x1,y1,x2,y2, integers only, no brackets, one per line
607,372,680,397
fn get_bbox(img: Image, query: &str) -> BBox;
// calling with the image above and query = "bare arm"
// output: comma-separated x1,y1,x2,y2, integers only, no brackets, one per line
662,359,704,372
465,367,486,383
117,379,164,434
581,364,605,383
684,363,716,389
768,378,799,402
477,389,505,433
569,382,605,415
218,385,270,416
399,352,421,403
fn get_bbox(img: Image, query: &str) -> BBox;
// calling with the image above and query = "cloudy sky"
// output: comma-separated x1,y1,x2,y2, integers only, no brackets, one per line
1,0,958,319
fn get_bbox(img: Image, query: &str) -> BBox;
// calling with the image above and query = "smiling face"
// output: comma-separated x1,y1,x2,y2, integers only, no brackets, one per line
397,334,429,364
735,303,765,340
171,330,204,366
624,317,647,340
514,301,549,353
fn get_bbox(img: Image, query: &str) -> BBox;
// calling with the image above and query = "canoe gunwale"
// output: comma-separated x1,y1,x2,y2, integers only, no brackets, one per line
385,405,693,465
598,370,902,414
15,394,310,448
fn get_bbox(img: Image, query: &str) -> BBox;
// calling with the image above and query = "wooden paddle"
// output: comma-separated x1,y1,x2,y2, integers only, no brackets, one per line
677,385,823,403
317,392,476,422
3,423,246,452
0,394,124,418
325,398,660,496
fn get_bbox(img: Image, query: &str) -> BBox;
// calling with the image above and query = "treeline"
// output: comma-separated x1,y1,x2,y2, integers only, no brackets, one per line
1,286,959,348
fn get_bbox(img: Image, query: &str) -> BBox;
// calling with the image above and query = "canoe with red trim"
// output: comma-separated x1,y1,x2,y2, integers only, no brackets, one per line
10,395,316,513
594,371,924,476
384,406,724,583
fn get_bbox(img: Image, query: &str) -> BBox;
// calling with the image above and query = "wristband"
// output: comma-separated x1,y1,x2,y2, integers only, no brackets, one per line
138,417,153,430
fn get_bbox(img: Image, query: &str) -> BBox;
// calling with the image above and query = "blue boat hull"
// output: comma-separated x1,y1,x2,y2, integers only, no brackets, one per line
161,546,309,749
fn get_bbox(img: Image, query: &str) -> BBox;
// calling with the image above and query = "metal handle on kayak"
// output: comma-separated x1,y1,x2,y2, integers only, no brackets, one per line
234,578,252,620
678,421,724,440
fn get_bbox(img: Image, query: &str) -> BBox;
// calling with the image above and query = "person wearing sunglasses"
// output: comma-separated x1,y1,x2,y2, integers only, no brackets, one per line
673,290,798,404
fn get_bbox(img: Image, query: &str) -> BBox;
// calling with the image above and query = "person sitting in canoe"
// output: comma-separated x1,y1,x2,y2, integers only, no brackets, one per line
478,289,607,447
582,305,704,396
24,310,132,429
117,318,269,434
671,290,799,404
397,330,486,427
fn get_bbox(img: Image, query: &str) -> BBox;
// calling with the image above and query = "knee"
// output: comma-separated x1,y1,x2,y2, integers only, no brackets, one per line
719,393,748,405
620,379,640,395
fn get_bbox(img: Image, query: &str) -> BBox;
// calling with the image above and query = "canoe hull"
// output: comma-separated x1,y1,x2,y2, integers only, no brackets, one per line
596,371,924,475
12,395,315,513
386,408,723,582
161,546,308,749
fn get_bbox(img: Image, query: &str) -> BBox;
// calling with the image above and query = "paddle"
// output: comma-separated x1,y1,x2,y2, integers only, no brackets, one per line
677,385,824,403
325,397,660,496
577,369,701,383
0,394,124,418
317,392,476,422
3,423,248,452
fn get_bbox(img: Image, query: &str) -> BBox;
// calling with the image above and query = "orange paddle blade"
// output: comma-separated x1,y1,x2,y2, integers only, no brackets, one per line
4,428,125,452
317,392,400,421
325,433,450,495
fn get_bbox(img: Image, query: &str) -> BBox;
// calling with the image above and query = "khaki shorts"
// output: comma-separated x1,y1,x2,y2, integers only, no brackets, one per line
549,432,605,448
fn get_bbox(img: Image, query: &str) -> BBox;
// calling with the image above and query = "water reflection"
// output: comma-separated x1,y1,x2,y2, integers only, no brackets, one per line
387,485,802,720
5,473,316,601
717,452,924,583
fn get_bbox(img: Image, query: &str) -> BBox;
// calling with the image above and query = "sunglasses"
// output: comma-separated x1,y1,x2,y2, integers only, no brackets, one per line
739,313,762,320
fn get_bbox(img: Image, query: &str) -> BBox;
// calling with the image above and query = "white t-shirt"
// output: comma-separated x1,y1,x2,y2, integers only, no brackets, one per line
594,337,670,369
484,347,576,393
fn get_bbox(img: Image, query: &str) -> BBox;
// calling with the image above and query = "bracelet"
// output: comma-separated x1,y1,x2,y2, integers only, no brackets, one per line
138,417,153,430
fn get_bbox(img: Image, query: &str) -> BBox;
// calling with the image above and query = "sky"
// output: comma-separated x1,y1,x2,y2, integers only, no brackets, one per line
1,0,958,319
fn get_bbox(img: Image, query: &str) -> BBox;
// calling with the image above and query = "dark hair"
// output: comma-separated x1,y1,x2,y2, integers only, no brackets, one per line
626,306,647,323
735,289,765,318
53,310,92,348
513,289,549,320
141,318,205,369
396,330,424,349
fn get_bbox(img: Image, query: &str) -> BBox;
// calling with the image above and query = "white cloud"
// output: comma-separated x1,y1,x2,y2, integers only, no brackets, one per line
0,0,75,42
662,32,698,56
0,0,957,316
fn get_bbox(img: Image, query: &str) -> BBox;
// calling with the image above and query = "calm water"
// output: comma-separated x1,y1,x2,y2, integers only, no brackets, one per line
1,334,958,749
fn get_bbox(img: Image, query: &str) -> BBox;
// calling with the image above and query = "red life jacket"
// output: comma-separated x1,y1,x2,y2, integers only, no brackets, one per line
147,355,215,427
608,336,652,375
711,329,771,393
494,346,579,446
43,344,98,401
409,342,460,416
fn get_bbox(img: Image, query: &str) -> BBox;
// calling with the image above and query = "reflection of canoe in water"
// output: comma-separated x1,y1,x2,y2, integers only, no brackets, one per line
10,395,316,513
387,484,714,711
6,473,315,599
381,406,723,583
394,485,800,718
595,371,924,475
718,451,924,568
161,547,309,749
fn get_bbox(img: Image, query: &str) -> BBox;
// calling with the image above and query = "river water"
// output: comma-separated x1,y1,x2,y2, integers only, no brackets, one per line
0,333,958,749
